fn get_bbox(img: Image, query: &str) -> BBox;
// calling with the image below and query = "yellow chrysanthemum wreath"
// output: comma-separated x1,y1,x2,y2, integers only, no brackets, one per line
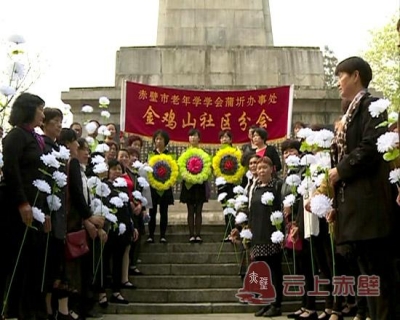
177,147,212,185
212,146,245,184
148,153,179,192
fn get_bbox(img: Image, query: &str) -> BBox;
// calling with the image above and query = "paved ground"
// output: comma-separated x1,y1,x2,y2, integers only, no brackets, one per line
101,314,355,320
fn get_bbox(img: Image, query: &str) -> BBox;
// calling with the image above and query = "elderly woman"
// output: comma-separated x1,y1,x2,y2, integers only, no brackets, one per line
1,93,47,319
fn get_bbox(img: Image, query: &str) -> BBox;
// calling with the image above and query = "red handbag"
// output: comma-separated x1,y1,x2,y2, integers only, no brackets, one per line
64,159,90,260
65,229,89,260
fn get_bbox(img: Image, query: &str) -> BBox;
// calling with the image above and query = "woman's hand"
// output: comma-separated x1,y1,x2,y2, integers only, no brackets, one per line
283,206,291,219
19,203,33,226
133,228,139,242
326,209,336,223
89,215,105,229
44,215,52,233
98,228,108,243
133,203,142,215
84,220,98,239
290,225,299,243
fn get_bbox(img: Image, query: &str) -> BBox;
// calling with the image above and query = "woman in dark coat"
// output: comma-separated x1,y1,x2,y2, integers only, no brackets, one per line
329,56,396,320
1,93,48,319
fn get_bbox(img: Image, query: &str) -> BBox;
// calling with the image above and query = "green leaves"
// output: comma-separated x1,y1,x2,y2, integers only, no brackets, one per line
383,148,400,162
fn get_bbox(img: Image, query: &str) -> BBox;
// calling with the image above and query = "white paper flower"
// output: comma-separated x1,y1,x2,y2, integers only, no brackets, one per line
313,173,326,188
377,132,399,153
95,182,111,197
286,174,301,187
52,171,67,188
110,196,124,208
32,206,45,223
0,153,3,168
368,99,390,118
132,190,142,200
388,112,398,123
271,230,284,244
261,192,274,205
86,136,95,146
389,168,400,184
90,198,103,213
105,213,118,223
246,171,253,180
0,85,16,97
12,62,25,80
113,177,127,188
223,207,236,216
101,111,110,118
233,185,245,195
235,212,248,224
310,194,332,218
47,194,62,212
99,96,110,106
118,192,129,203
81,105,93,113
97,125,111,137
94,203,110,216
132,160,143,169
93,162,108,174
40,153,60,169
95,143,110,153
85,122,98,135
33,179,51,194
137,177,150,188
87,176,102,189
57,146,71,160
140,196,148,207
215,177,227,186
270,211,284,226
91,155,106,165
240,229,253,240
138,164,153,177
283,194,296,207
119,223,126,235
314,151,331,171
235,195,249,205
297,177,316,196
217,192,227,202
285,155,301,167
300,154,317,166
313,129,334,149
296,128,314,139
9,34,25,44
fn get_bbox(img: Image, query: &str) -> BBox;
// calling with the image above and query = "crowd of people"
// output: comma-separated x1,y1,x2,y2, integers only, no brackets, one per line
0,56,398,320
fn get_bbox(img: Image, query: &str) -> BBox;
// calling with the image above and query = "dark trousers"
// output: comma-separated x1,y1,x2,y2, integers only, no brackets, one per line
351,238,396,320
255,252,283,308
149,202,169,238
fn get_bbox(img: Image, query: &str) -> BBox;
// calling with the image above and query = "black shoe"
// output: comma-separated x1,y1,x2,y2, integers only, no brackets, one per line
189,236,196,243
263,305,281,317
287,308,305,318
110,293,129,304
57,311,81,320
341,304,357,317
255,306,270,317
121,281,137,289
146,237,154,243
298,310,318,319
160,237,167,243
98,294,108,308
195,236,203,243
129,267,143,275
317,311,331,320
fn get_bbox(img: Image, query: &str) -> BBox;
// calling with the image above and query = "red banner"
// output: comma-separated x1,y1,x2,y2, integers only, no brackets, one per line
121,81,293,145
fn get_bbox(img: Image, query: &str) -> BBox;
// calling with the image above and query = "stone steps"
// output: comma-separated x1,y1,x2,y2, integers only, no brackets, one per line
98,223,309,315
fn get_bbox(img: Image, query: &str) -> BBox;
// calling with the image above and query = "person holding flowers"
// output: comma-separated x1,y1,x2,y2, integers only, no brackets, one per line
329,57,396,319
147,129,176,243
178,129,211,243
1,93,48,320
249,156,283,318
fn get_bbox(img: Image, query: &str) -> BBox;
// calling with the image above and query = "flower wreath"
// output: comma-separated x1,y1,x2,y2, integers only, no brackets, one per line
212,146,245,184
177,147,212,186
148,153,179,192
